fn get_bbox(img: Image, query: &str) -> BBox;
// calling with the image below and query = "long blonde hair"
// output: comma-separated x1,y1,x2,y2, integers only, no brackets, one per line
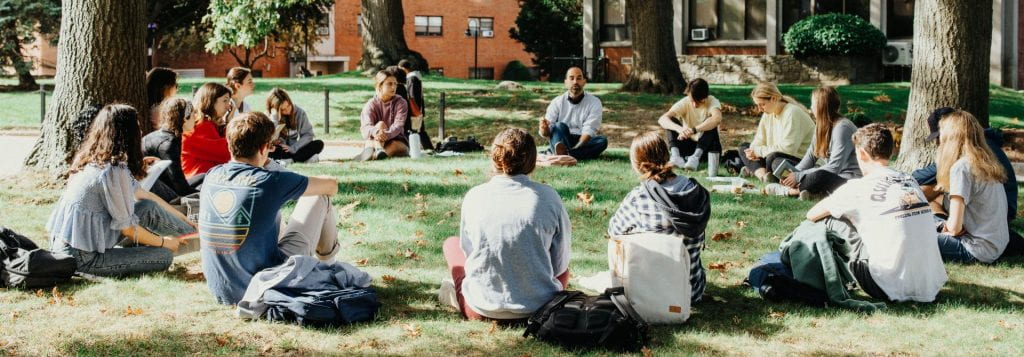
750,82,809,114
811,86,842,158
936,110,1007,191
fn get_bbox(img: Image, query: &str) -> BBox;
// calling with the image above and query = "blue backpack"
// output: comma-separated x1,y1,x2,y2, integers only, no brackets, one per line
262,287,379,327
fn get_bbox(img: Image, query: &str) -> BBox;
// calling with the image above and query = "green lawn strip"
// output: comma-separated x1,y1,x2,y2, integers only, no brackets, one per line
1,151,1023,355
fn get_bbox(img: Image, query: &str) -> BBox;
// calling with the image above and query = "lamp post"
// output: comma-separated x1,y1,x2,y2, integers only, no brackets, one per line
465,19,479,79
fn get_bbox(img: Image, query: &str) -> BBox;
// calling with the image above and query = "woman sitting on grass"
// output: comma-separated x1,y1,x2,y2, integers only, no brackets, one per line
226,67,255,117
47,104,196,277
933,110,1009,263
608,131,710,303
441,128,571,321
142,98,198,202
763,86,860,199
266,88,324,163
357,69,409,161
145,67,178,132
181,83,233,187
737,82,815,182
657,78,723,170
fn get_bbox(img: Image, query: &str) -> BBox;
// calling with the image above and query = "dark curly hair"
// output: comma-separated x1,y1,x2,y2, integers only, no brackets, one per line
69,104,145,179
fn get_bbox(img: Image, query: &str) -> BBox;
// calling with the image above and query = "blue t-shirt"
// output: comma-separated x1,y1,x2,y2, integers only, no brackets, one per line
199,161,308,305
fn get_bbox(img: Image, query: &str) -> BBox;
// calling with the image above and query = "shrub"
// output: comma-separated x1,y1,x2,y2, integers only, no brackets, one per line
501,60,534,81
509,0,582,80
783,14,886,57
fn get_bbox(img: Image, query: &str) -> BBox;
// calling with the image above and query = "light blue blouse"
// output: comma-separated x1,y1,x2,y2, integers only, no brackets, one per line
47,163,138,253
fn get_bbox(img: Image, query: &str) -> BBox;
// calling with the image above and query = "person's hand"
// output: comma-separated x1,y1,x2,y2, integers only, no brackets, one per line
279,143,291,153
374,129,388,143
539,118,551,136
781,173,798,188
681,127,695,138
744,148,758,161
161,236,181,253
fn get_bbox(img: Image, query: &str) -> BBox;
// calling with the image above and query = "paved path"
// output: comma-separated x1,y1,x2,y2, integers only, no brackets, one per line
0,134,363,178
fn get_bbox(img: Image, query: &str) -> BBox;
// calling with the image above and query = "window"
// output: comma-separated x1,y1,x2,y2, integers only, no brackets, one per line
431,67,445,76
689,0,766,41
781,0,870,35
415,16,443,36
468,17,494,37
469,67,494,80
600,0,630,42
357,14,362,36
887,0,914,39
316,14,330,36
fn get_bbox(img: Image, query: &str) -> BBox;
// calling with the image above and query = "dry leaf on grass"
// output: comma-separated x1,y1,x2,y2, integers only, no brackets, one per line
402,182,410,192
641,346,653,357
355,258,369,266
401,323,422,337
381,275,396,283
711,231,733,241
769,311,786,319
872,93,892,103
123,305,144,316
415,230,425,238
338,201,361,222
735,221,748,229
453,169,464,176
576,191,594,206
415,239,428,247
215,335,230,346
488,320,498,334
402,249,419,260
708,262,733,271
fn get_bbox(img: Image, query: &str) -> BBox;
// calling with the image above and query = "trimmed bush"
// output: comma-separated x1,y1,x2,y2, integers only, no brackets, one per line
783,14,886,58
501,60,534,81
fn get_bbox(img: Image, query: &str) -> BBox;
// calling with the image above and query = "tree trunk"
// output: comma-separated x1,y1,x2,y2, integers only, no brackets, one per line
621,0,685,95
25,0,148,171
358,0,428,72
895,0,992,171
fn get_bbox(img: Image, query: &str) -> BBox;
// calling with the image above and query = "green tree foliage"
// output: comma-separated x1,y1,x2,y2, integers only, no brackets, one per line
783,13,886,57
509,0,582,81
500,60,534,81
0,0,60,89
203,0,333,68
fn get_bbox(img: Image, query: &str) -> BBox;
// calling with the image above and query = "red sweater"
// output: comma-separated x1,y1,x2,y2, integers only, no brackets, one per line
181,120,230,178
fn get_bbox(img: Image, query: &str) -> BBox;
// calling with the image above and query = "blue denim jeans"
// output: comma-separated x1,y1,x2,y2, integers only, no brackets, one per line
54,199,196,277
936,233,979,263
548,122,608,160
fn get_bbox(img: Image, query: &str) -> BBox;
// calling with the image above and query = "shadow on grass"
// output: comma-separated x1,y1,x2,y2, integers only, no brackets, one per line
57,327,319,355
373,277,454,321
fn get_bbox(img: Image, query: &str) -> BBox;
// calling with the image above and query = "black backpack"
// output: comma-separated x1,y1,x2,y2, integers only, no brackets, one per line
0,227,77,289
523,287,649,352
436,136,485,153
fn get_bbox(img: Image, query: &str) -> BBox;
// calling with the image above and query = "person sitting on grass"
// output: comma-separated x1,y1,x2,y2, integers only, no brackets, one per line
763,86,860,199
145,67,178,132
398,59,432,150
804,123,947,302
199,112,341,305
930,110,1009,264
266,87,324,163
143,98,198,203
608,131,710,303
538,67,608,160
357,69,409,161
737,82,815,182
181,83,234,188
226,67,255,117
441,128,571,321
657,78,723,170
47,104,196,277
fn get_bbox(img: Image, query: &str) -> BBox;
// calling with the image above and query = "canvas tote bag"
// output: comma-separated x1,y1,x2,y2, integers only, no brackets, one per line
608,233,691,324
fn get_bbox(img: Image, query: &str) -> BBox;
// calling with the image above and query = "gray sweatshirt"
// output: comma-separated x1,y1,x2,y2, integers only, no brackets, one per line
795,118,861,182
273,106,316,151
459,174,572,319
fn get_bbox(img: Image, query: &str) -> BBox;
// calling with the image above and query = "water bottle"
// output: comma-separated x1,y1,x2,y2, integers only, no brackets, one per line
409,132,423,159
707,152,720,177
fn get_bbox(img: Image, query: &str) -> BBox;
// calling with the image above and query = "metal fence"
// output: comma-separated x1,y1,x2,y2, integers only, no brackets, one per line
548,57,610,83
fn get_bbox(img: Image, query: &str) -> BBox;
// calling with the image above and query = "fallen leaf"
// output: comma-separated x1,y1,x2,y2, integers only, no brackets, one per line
34,289,44,297
215,335,229,346
381,275,397,283
641,346,653,357
355,258,369,266
444,210,456,217
401,323,422,337
261,343,274,353
488,320,498,334
998,320,1016,329
9,312,18,320
453,169,464,176
708,262,733,271
872,93,891,103
711,231,733,242
353,240,364,245
576,191,594,206
711,296,727,303
415,230,425,239
735,221,747,229
415,239,428,247
403,249,419,260
402,183,410,192
123,305,144,316
338,201,361,222
769,311,786,319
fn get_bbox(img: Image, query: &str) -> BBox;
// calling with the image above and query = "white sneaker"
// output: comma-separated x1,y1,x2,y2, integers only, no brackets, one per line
438,278,459,309
682,156,700,171
305,155,319,164
669,155,687,168
762,183,792,196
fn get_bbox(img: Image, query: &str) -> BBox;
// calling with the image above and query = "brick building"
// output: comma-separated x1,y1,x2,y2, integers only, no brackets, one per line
154,0,534,79
583,0,1023,89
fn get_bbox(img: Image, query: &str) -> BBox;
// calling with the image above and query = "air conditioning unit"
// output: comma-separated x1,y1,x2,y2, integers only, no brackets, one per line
882,42,913,66
481,30,494,38
690,28,710,41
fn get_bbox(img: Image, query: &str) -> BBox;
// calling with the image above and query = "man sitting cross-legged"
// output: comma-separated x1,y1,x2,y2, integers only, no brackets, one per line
804,123,947,302
199,112,341,305
538,67,608,160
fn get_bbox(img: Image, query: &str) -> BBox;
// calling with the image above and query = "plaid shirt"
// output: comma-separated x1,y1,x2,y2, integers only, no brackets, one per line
608,186,707,303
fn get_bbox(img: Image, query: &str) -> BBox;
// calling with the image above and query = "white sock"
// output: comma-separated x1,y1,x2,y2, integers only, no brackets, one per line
688,148,705,161
670,147,681,159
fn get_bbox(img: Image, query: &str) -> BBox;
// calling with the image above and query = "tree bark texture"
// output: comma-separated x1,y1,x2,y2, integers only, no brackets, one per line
358,0,428,72
895,0,992,171
25,0,148,171
621,0,685,95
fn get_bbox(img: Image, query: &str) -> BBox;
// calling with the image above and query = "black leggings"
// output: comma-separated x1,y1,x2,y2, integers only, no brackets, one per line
270,140,325,162
737,143,801,173
798,170,848,195
664,119,722,158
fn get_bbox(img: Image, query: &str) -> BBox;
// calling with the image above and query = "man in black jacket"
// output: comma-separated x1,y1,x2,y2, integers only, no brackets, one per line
398,60,432,150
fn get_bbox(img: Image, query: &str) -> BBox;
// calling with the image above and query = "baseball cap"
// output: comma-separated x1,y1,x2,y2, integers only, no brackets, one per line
925,107,957,142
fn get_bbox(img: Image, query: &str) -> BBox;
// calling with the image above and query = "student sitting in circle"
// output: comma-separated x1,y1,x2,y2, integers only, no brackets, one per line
142,98,198,203
441,128,571,321
226,67,255,117
181,83,234,187
266,87,324,163
145,67,178,132
805,123,946,302
738,82,815,182
608,131,711,303
657,78,723,170
357,69,409,161
538,67,608,160
48,104,196,277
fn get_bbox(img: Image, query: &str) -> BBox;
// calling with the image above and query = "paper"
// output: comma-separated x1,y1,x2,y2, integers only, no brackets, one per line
140,160,172,191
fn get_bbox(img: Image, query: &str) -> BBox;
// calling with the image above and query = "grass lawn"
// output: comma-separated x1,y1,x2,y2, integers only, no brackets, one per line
1,151,1023,355
2,74,1022,147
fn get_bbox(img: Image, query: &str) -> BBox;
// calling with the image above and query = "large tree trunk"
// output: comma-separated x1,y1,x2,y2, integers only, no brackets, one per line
895,0,992,171
358,0,428,72
25,0,148,171
621,0,685,94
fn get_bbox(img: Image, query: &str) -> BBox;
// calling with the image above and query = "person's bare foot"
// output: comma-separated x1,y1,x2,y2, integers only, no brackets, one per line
554,142,568,155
